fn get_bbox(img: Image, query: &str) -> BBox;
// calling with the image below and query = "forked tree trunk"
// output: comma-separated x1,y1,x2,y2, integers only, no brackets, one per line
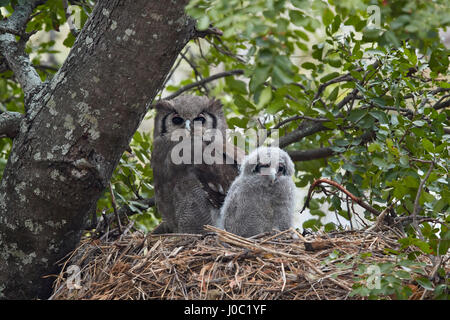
0,0,194,299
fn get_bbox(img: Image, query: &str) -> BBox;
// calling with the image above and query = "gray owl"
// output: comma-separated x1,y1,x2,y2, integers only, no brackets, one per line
151,95,244,234
218,146,296,237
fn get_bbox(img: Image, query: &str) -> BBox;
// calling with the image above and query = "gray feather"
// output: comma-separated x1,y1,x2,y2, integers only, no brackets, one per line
219,147,296,237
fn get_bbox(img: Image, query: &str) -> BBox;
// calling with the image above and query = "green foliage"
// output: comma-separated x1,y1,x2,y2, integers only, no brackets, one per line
0,0,448,299
183,0,449,299
97,130,160,232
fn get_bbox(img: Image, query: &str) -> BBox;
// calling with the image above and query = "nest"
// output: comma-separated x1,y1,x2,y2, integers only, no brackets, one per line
49,225,445,300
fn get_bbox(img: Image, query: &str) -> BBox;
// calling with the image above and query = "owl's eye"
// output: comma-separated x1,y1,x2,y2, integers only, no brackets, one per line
278,164,286,175
172,116,184,125
253,163,269,173
193,116,206,124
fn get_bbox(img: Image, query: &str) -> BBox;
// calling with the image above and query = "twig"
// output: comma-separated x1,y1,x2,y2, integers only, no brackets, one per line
179,49,209,95
287,148,334,162
163,69,244,100
367,202,397,232
109,183,122,234
301,178,381,217
432,94,450,111
278,121,328,148
313,73,354,104
412,161,434,240
206,36,247,64
272,115,330,130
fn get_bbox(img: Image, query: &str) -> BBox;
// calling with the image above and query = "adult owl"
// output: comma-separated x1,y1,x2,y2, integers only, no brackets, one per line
151,95,244,234
218,146,296,237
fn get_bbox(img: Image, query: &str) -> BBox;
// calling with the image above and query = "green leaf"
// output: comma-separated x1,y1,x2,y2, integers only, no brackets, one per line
289,10,305,26
197,15,210,30
347,109,367,123
257,86,272,109
63,32,76,48
368,142,381,153
369,110,389,124
234,94,255,111
322,8,334,26
327,86,339,102
301,62,316,70
399,155,409,166
416,277,434,290
272,65,293,87
429,48,449,74
373,157,387,169
422,138,435,153
226,78,248,95
250,65,271,92
320,72,340,83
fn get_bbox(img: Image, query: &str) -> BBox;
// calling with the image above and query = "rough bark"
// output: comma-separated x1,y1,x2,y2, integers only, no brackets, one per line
0,0,195,299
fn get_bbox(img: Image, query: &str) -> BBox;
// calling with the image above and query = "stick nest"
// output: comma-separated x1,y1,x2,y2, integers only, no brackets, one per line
49,225,446,300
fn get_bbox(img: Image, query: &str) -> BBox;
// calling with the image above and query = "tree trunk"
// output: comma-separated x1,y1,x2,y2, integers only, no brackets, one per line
0,0,194,299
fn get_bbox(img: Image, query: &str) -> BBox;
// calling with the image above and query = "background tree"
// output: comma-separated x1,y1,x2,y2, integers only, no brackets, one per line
0,0,198,299
0,0,448,299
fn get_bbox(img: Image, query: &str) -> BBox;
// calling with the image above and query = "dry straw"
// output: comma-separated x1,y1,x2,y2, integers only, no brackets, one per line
49,225,446,300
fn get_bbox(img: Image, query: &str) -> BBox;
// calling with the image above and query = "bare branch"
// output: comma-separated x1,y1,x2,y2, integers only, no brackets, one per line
163,69,244,101
301,178,381,217
0,111,23,139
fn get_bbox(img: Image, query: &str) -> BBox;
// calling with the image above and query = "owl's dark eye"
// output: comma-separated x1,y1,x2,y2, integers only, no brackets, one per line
278,164,286,175
193,116,206,124
172,116,184,125
253,163,269,173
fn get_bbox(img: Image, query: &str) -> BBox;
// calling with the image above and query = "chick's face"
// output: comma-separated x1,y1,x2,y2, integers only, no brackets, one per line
242,147,294,185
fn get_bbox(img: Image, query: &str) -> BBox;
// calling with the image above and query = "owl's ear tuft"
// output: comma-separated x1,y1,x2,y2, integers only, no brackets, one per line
153,99,174,111
207,98,223,113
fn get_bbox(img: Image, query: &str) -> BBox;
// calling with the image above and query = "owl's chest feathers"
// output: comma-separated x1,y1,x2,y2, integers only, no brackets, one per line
242,178,295,215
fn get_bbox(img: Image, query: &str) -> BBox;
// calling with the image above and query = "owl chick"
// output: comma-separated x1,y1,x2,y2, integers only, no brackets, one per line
151,95,244,234
218,146,296,237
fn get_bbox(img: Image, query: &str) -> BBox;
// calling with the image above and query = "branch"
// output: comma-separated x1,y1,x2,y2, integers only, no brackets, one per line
433,94,450,111
163,69,244,100
272,115,330,130
117,197,156,217
0,111,23,139
412,161,434,240
313,73,354,103
194,26,223,38
301,178,381,217
179,49,209,95
0,1,43,100
287,147,334,162
278,121,329,148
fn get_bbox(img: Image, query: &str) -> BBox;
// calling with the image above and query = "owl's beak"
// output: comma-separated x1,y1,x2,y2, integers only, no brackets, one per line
185,119,191,131
269,167,277,184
